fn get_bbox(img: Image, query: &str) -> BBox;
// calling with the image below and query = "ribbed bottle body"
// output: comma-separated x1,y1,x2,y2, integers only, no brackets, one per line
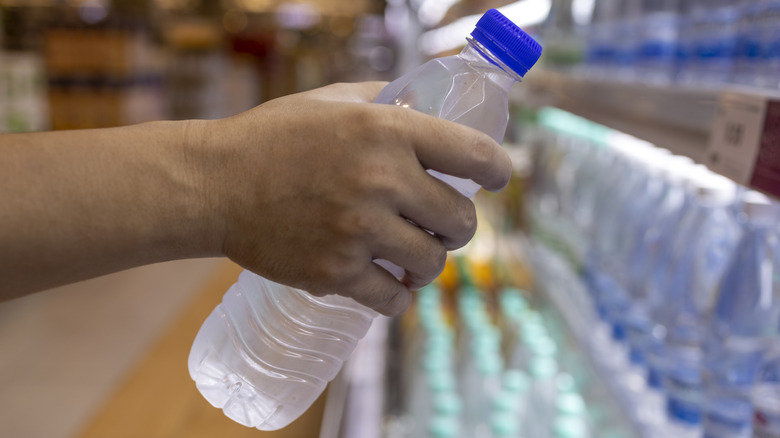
188,271,376,430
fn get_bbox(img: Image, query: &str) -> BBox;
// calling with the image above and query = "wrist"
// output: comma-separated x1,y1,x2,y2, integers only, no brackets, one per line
173,118,229,259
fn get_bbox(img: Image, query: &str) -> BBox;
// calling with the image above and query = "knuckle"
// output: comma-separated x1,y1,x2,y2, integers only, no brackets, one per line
311,249,363,286
450,200,477,248
470,133,498,173
415,239,447,282
311,257,344,285
429,243,448,277
377,289,412,316
337,208,379,240
350,159,399,200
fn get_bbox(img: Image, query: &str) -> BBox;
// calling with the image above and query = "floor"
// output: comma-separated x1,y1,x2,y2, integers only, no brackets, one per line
0,257,226,438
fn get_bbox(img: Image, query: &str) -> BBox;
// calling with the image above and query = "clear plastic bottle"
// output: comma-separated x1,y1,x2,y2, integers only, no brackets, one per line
702,192,780,438
753,343,780,438
638,0,681,83
187,9,542,431
663,173,742,437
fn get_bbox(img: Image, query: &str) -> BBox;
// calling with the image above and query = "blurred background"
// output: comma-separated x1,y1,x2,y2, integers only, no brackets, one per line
5,2,780,438
0,0,560,134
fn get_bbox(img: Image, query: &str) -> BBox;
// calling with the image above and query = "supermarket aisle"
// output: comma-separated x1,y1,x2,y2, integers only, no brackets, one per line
0,257,225,438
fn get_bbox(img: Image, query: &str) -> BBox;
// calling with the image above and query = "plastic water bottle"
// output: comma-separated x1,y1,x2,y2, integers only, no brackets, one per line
702,191,780,438
733,0,765,87
638,0,681,83
187,9,542,431
753,343,780,438
662,173,742,437
690,0,740,84
757,0,780,89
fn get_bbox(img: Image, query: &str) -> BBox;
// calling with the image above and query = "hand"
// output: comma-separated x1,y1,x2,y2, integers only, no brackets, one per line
193,82,512,315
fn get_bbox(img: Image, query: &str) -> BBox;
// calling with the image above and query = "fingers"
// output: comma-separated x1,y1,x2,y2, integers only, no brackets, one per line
345,263,413,316
396,174,477,250
393,109,512,192
371,214,449,290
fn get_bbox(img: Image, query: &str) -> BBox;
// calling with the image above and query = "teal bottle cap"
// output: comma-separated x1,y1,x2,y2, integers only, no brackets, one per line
502,369,530,393
522,310,543,324
555,373,576,393
477,353,504,376
553,416,588,438
433,391,463,416
491,390,519,412
490,412,521,437
428,415,460,438
521,322,548,342
528,336,558,357
556,392,586,416
422,350,453,373
427,370,457,392
530,356,558,379
426,331,455,351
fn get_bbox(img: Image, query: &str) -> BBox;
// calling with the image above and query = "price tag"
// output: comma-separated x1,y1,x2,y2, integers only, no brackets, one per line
706,91,767,185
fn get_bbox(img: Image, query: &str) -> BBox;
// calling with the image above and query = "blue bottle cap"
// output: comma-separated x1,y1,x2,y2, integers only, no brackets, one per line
471,9,542,77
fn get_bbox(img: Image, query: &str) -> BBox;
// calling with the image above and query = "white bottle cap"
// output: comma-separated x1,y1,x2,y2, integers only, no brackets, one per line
661,155,695,183
741,190,778,222
694,173,737,205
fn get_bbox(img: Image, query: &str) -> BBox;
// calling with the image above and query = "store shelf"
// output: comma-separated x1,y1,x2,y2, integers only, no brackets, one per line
514,69,719,163
521,235,650,438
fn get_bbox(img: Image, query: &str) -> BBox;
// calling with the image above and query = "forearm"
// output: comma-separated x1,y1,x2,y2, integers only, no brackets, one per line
0,120,220,300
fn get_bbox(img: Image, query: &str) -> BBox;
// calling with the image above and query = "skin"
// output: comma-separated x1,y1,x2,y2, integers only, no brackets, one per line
0,82,511,316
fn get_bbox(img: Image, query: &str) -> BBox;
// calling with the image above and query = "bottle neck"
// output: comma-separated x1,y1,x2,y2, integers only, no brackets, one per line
461,37,524,86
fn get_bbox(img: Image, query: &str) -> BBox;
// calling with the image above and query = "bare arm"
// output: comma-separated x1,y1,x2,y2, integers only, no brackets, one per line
0,82,511,315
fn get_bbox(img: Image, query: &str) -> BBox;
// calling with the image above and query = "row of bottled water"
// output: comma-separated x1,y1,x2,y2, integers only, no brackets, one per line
396,275,639,438
584,0,780,88
525,108,780,438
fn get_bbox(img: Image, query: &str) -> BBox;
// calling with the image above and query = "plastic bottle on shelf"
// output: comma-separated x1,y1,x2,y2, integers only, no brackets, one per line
463,337,504,435
187,9,541,430
733,0,765,87
690,0,740,85
752,343,780,438
525,356,560,438
702,191,780,438
585,0,622,76
757,0,780,89
427,415,462,438
614,0,643,80
622,155,695,434
490,412,522,438
638,0,681,83
662,173,742,437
